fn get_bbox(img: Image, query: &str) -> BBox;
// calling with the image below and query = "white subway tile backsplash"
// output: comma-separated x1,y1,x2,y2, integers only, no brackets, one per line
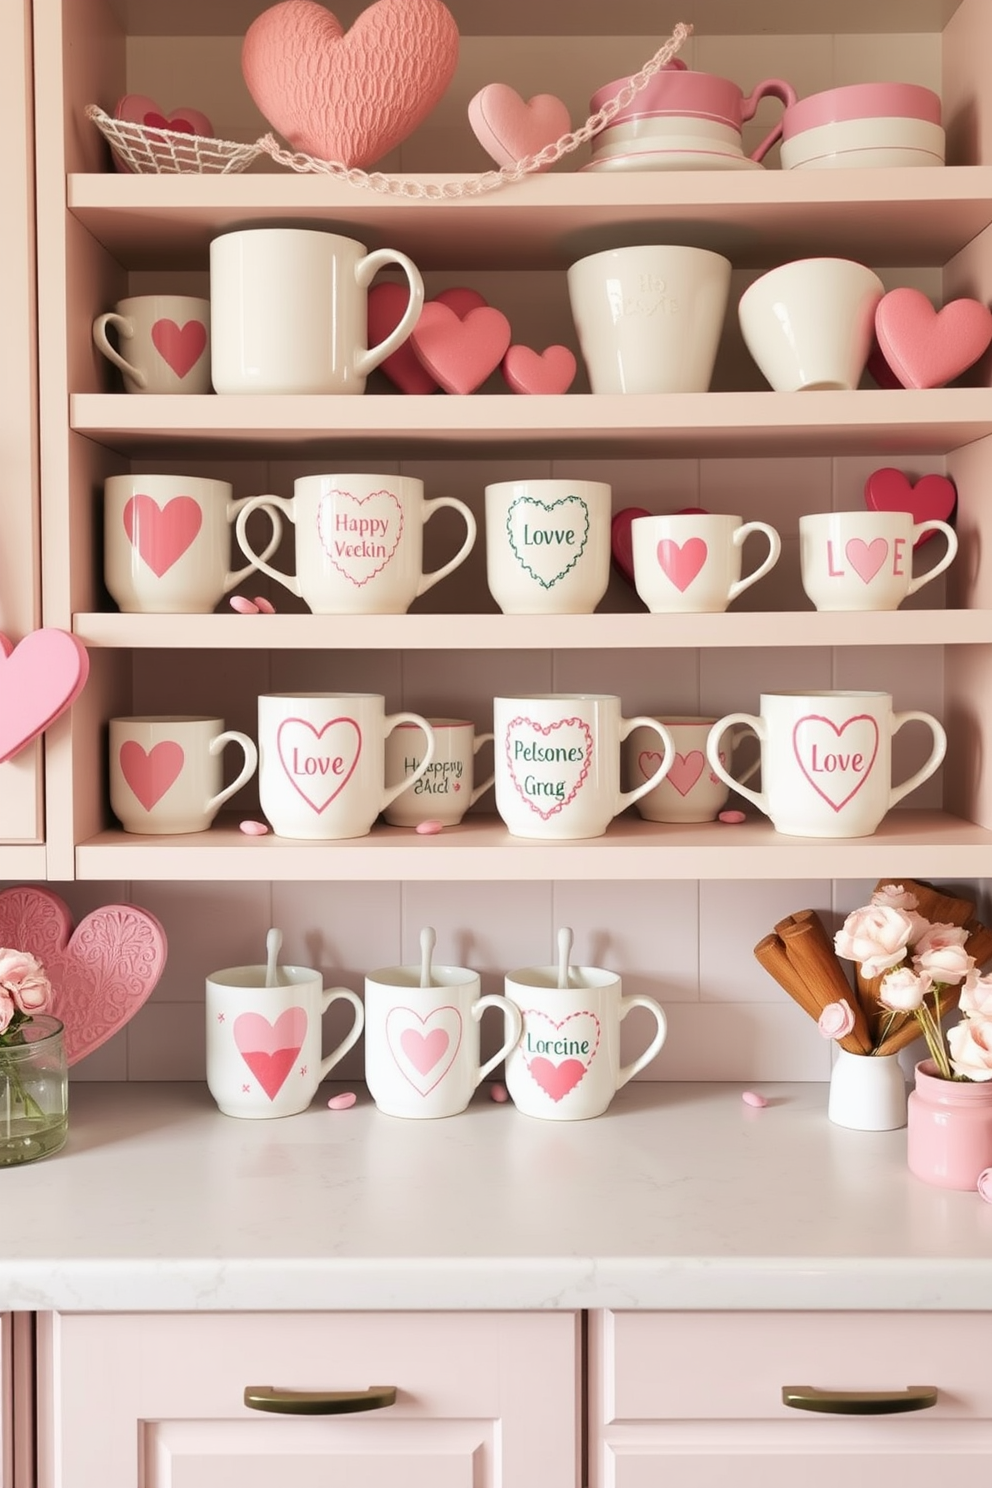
700,878,833,1004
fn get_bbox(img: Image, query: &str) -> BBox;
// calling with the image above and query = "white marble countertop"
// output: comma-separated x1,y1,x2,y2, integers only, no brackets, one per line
2,1080,992,1314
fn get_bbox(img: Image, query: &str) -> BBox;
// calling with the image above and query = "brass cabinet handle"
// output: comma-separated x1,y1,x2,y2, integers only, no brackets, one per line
782,1385,938,1416
244,1385,397,1416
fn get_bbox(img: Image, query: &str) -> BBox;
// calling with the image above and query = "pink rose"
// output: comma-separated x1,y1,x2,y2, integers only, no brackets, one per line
914,940,975,988
871,885,920,913
834,905,915,978
879,966,931,1012
960,973,992,1019
10,972,50,1015
0,990,14,1035
818,999,856,1040
913,922,969,955
0,948,44,990
947,1013,992,1081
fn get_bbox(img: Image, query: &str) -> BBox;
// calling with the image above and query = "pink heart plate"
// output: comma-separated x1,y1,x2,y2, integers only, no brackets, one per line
0,629,89,764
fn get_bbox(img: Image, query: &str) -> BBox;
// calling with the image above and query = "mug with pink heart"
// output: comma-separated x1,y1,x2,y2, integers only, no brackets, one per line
109,716,258,835
631,511,781,613
624,716,758,823
93,295,211,394
799,510,957,611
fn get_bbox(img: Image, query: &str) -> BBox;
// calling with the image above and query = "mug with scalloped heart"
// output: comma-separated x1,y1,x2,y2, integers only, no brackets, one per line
485,479,612,614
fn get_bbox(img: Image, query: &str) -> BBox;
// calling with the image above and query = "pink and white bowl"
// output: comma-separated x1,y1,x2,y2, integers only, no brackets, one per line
780,83,945,169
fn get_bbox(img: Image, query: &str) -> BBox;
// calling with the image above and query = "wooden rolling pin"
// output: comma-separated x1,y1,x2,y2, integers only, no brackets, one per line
776,911,873,1055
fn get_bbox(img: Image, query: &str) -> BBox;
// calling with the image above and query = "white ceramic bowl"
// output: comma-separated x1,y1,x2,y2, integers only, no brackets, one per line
738,258,885,392
781,116,945,169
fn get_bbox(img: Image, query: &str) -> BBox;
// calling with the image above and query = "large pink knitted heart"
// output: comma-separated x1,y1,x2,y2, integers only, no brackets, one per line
242,0,460,169
874,287,992,389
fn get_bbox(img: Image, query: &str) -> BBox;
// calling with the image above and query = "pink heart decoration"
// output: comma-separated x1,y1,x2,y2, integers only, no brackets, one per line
528,1057,587,1102
276,716,362,813
0,629,89,764
666,751,706,797
521,1010,601,1103
874,287,992,389
151,319,208,379
112,94,214,173
386,1005,462,1095
0,886,167,1066
501,344,577,395
864,466,957,549
241,0,460,169
123,494,203,578
657,537,707,593
792,713,879,814
435,287,488,316
368,286,489,394
610,507,650,587
119,740,185,812
410,302,512,394
234,1008,308,1100
845,537,888,585
467,83,571,170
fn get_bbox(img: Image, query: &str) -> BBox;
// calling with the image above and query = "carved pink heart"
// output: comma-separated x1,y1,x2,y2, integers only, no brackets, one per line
504,715,593,821
521,1010,601,1102
410,303,512,395
792,713,879,813
610,507,651,587
386,1005,462,1095
234,1008,308,1100
874,287,992,389
657,537,707,592
241,0,460,169
467,83,571,170
501,344,577,395
864,466,957,549
151,319,207,379
0,629,89,764
316,487,404,586
277,717,361,813
0,886,167,1065
123,494,203,577
119,740,185,812
845,537,888,585
666,750,706,797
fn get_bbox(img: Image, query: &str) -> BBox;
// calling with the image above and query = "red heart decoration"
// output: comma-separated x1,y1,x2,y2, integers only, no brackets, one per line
241,0,460,169
150,318,208,379
435,287,488,316
368,286,489,394
502,344,577,395
467,83,570,170
610,507,651,587
410,302,512,394
0,630,89,764
0,886,167,1065
874,287,992,389
864,466,957,548
866,339,904,390
112,94,214,173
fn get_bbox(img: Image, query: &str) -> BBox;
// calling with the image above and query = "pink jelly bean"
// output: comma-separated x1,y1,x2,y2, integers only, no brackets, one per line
230,595,259,614
327,1092,357,1110
415,819,444,835
978,1168,992,1203
719,809,746,824
490,1083,509,1103
239,820,269,836
742,1090,768,1108
254,596,276,614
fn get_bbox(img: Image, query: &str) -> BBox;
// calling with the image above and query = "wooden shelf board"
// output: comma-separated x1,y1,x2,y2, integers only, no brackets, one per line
0,845,47,878
73,810,992,882
68,167,992,271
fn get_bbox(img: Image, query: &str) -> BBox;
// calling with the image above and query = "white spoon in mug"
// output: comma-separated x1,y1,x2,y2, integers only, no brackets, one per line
420,925,437,989
265,926,283,988
557,926,574,989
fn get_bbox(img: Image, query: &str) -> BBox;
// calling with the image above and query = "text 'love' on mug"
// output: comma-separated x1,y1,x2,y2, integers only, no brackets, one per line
632,512,781,613
706,690,946,838
92,294,211,394
799,510,958,612
484,479,612,615
384,718,494,828
109,716,258,835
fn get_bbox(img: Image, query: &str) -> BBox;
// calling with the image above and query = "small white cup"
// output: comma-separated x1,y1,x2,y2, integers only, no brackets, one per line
93,294,211,394
364,963,522,1119
484,479,612,614
631,512,781,613
799,511,958,612
109,716,258,834
738,257,885,392
624,716,759,823
384,718,494,827
503,967,667,1120
206,964,364,1119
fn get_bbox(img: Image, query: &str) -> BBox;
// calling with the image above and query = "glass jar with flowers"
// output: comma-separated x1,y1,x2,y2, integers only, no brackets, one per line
0,948,67,1166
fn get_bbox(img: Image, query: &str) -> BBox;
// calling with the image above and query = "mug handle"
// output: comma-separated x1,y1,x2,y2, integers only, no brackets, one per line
354,249,425,379
92,312,145,386
617,995,668,1087
234,495,302,597
317,987,366,1080
472,994,524,1086
381,714,437,810
416,498,478,597
740,78,798,162
204,731,259,815
470,732,495,807
706,713,769,814
617,717,675,814
888,711,947,807
728,521,782,603
225,494,285,594
907,521,958,596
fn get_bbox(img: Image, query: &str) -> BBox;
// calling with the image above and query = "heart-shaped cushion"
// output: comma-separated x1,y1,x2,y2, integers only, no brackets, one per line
0,886,167,1065
410,302,512,394
874,287,992,389
112,95,214,173
502,344,577,395
242,0,460,169
467,83,570,170
864,466,957,548
0,629,89,764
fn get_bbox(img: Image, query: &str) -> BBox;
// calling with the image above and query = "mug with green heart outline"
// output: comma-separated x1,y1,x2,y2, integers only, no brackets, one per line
485,479,612,613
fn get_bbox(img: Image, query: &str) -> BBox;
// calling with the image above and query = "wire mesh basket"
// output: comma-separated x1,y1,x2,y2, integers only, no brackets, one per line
86,105,263,175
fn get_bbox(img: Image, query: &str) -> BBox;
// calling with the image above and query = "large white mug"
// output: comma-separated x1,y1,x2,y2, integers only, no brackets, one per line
109,715,258,835
234,474,476,615
799,510,958,612
493,694,675,839
738,257,885,392
209,228,424,395
631,512,781,613
93,294,211,394
706,690,946,838
484,479,612,614
257,693,436,839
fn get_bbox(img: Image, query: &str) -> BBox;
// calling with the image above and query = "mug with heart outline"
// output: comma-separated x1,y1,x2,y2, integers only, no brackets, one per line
109,716,258,835
624,715,759,823
799,510,958,612
706,690,947,838
503,965,667,1121
484,479,612,614
258,692,436,840
93,295,212,394
364,962,522,1119
104,474,282,614
206,963,364,1119
631,511,782,613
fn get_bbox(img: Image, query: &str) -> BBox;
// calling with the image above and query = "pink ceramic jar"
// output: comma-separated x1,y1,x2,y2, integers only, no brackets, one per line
907,1059,992,1190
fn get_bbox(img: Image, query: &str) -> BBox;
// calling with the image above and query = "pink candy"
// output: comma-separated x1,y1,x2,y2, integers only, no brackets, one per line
239,820,269,836
229,595,276,615
327,1092,357,1110
490,1083,509,1103
978,1168,992,1203
719,810,746,824
415,819,444,835
742,1090,768,1108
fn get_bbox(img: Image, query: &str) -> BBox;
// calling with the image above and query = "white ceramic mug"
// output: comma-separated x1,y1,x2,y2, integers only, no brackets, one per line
738,258,885,391
206,963,364,1119
384,718,494,827
92,294,211,394
631,512,781,612
484,479,612,614
257,693,436,839
493,694,675,839
209,228,424,395
364,963,522,1119
566,244,732,394
109,716,258,834
706,690,947,838
624,716,759,823
799,511,958,611
503,967,667,1120
234,474,476,615
104,474,281,614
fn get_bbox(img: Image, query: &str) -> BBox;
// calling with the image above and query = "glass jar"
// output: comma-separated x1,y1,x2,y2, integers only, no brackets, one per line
907,1058,992,1190
0,1014,68,1166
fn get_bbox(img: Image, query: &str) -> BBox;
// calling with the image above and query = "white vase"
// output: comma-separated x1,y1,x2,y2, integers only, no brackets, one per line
827,1046,908,1131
